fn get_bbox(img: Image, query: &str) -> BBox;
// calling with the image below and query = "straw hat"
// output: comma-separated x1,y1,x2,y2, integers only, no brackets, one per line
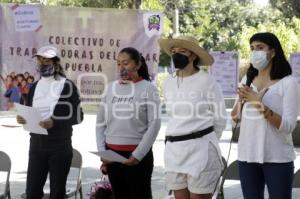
158,35,214,66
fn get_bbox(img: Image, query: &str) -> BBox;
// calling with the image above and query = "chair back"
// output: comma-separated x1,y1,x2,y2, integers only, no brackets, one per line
0,151,11,199
293,169,300,188
71,149,82,169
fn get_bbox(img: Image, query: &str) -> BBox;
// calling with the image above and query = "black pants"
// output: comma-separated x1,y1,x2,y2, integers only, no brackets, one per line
26,137,73,199
107,149,153,199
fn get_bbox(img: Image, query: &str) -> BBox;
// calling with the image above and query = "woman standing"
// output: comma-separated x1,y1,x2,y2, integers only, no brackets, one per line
16,45,83,199
96,47,161,199
231,32,300,199
159,35,227,199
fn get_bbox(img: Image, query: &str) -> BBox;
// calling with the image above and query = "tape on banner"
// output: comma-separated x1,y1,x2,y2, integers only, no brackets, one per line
35,25,43,32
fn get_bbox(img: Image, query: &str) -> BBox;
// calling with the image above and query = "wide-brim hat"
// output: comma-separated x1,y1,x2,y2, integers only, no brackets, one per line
158,35,214,66
33,45,60,59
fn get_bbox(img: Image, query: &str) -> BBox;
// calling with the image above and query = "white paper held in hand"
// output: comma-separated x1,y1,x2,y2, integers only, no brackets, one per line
90,150,128,163
14,103,48,135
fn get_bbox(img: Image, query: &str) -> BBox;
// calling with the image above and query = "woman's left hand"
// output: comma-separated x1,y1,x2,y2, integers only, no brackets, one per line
123,155,139,166
238,86,261,103
39,118,54,129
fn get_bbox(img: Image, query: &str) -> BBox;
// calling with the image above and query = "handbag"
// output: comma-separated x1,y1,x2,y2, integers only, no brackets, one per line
88,175,114,199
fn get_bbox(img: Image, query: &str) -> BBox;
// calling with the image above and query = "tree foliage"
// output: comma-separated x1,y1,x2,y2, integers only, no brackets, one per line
270,0,300,18
155,0,300,64
1,0,300,65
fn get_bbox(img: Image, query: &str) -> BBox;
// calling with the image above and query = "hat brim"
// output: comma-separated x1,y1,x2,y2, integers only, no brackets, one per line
159,38,214,66
32,53,59,59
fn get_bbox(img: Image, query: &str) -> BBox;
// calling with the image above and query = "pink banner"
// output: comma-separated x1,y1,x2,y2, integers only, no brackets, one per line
0,4,163,110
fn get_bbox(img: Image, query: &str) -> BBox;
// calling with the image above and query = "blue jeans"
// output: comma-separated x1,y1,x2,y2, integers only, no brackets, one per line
238,161,294,199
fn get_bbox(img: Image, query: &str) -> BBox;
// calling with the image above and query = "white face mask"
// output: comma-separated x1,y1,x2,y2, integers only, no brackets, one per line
250,50,270,71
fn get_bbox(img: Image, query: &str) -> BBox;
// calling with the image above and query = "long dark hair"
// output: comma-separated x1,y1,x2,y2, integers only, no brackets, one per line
119,47,151,81
193,57,200,69
52,57,66,79
249,32,292,80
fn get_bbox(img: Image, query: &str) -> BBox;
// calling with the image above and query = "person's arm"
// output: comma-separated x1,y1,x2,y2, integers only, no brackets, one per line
95,93,110,173
231,99,242,124
259,105,281,129
209,81,227,139
267,78,300,132
50,80,83,128
68,81,84,125
231,76,247,124
96,96,107,152
129,85,161,162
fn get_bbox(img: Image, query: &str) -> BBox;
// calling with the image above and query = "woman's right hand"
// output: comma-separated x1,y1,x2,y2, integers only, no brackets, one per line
100,163,108,175
16,115,26,124
100,158,111,175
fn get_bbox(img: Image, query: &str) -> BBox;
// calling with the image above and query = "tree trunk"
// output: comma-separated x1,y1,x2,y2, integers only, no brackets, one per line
128,0,142,9
135,0,142,9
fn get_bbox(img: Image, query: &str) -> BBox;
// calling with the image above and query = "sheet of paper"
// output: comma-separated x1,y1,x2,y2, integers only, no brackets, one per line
0,117,22,127
14,103,47,135
210,51,239,97
90,150,128,163
290,53,300,84
12,5,42,32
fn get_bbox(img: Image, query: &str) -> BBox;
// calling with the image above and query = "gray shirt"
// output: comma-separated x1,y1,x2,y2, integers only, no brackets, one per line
96,80,161,161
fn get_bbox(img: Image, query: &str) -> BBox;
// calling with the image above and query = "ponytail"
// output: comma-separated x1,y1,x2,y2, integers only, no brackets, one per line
52,57,66,79
138,55,151,81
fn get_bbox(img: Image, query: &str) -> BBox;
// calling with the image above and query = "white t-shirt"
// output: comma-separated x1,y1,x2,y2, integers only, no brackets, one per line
163,70,227,177
238,75,300,163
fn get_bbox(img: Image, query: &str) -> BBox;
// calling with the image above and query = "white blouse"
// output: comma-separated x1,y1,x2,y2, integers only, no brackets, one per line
163,70,227,177
238,75,300,163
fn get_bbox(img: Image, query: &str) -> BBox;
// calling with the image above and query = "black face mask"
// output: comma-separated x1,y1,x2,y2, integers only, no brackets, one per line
172,53,189,69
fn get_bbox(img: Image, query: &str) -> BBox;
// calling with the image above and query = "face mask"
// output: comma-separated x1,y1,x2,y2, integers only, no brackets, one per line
250,50,270,71
38,64,55,77
119,68,136,82
172,53,189,69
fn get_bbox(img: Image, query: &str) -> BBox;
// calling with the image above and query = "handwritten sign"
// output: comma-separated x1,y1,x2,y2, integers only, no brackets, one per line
290,53,300,84
210,51,239,97
12,5,42,32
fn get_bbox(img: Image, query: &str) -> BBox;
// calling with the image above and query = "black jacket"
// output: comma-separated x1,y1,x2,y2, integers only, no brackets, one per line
27,79,83,140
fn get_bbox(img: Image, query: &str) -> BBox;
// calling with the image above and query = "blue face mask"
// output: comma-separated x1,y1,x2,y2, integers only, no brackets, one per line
250,50,270,71
38,64,55,77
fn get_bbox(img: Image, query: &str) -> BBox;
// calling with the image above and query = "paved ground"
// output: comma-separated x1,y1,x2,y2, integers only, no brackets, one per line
1,112,300,199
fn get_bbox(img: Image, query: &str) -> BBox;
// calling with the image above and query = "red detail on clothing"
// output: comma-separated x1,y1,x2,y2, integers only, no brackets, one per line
106,143,138,151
